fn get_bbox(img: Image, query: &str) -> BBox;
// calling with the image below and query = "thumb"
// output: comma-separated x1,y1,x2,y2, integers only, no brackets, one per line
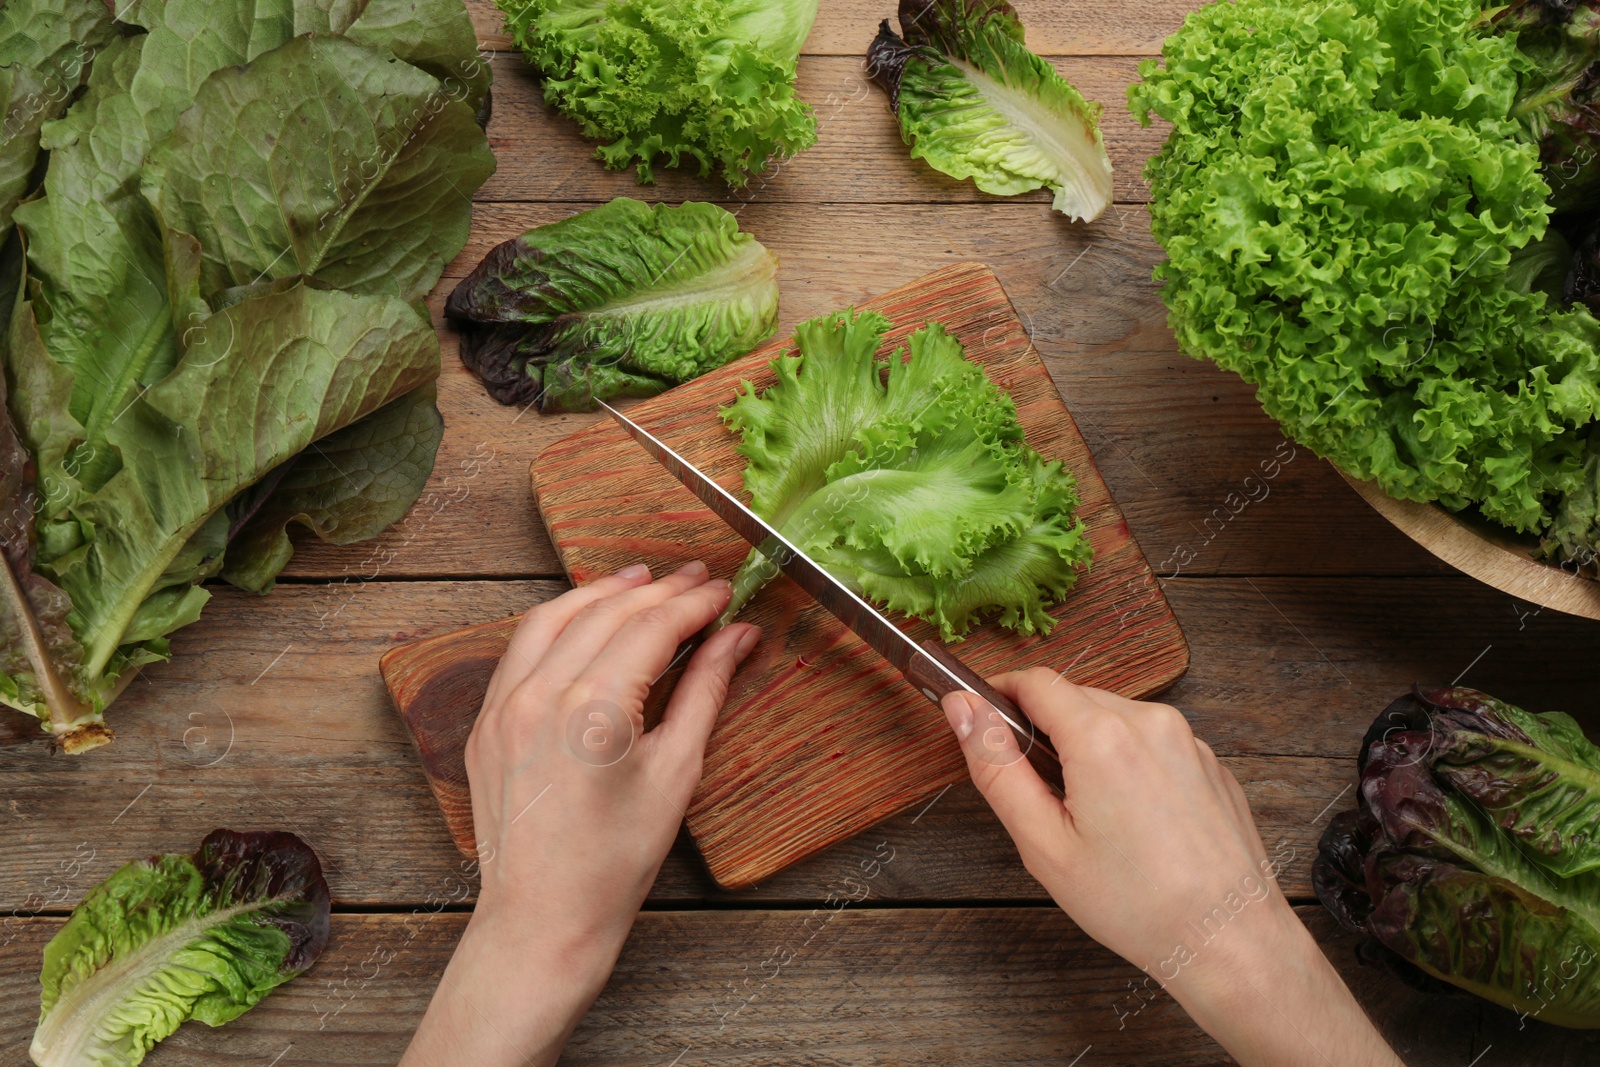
942,690,1063,849
647,623,762,790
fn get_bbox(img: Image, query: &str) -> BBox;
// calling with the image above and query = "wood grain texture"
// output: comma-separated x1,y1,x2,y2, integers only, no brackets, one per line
1343,472,1600,621
461,0,1199,57
4,908,1591,1067
391,263,1190,886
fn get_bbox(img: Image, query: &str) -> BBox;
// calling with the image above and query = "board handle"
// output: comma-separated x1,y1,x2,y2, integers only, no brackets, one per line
903,639,1063,791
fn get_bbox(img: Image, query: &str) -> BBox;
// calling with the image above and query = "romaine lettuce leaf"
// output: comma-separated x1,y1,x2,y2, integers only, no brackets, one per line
867,0,1113,222
497,0,818,185
0,0,491,749
1316,687,1600,1027
719,308,1091,639
0,0,112,233
143,33,495,306
30,829,331,1067
447,198,780,412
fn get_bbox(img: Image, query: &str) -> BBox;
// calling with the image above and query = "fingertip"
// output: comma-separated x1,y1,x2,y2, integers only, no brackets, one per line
618,562,653,580
733,624,761,661
941,690,976,740
672,559,708,579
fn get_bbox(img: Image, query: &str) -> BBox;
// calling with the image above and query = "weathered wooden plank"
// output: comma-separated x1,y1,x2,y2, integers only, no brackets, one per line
279,202,1447,582
2,578,1595,910
3,908,1589,1066
474,56,1164,207
463,0,1197,58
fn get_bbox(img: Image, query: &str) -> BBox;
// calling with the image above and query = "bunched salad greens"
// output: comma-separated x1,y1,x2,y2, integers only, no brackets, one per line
0,0,496,750
718,308,1092,639
1131,0,1600,560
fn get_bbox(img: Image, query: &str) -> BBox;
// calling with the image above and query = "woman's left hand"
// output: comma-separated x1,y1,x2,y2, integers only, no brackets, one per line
402,561,760,1067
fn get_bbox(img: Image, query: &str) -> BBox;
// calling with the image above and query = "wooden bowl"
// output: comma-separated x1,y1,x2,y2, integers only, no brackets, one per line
1340,472,1600,621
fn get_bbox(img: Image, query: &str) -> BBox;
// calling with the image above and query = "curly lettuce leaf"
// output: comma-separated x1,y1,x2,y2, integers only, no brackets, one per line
719,309,1091,640
446,198,779,412
31,829,331,1067
1129,0,1600,534
867,0,1112,222
498,0,818,185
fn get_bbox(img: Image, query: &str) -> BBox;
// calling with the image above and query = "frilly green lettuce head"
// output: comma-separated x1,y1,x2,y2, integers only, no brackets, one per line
31,829,332,1067
718,308,1092,640
1129,0,1600,535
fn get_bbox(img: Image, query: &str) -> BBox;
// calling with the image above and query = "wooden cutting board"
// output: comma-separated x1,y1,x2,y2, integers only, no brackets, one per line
381,262,1189,889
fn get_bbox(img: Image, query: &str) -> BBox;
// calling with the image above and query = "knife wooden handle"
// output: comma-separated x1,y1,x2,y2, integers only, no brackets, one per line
903,640,1062,789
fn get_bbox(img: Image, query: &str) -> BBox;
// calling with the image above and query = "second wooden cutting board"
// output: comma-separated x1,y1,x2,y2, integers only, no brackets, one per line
383,262,1188,889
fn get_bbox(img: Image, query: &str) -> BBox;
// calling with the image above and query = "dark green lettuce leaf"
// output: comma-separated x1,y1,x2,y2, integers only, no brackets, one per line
0,0,492,748
223,383,444,593
867,0,1113,222
0,0,112,233
1315,687,1600,1028
446,198,780,413
143,33,495,306
30,828,330,1067
1493,0,1600,212
718,308,1092,639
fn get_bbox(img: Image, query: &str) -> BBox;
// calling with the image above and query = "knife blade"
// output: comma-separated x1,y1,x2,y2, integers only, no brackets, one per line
596,400,1060,777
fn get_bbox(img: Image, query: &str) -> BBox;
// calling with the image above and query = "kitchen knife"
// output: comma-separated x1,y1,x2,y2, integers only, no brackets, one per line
597,400,1061,781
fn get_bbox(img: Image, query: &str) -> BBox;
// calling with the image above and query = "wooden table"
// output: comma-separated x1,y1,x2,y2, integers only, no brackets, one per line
4,2,1600,1064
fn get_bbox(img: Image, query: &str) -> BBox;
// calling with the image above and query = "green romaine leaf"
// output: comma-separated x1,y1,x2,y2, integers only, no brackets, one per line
867,0,1113,222
719,308,1091,639
1129,0,1600,534
446,198,780,413
498,0,818,185
143,33,496,306
223,383,445,593
30,829,331,1067
0,0,112,232
0,0,491,748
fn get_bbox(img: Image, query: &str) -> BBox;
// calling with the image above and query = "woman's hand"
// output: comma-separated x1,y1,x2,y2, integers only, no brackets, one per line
942,671,1402,1067
402,562,759,1067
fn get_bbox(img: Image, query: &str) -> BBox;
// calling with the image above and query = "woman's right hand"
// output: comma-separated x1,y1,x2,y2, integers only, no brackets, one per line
941,670,1402,1067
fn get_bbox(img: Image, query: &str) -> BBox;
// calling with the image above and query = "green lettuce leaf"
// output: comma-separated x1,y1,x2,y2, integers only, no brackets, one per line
0,0,112,233
498,0,818,185
1129,0,1600,534
0,0,491,748
143,32,496,306
446,198,780,413
30,829,331,1067
223,383,445,593
719,308,1091,639
867,0,1113,222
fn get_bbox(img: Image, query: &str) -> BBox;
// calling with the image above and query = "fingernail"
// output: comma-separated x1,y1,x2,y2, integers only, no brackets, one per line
942,691,975,740
618,563,651,579
734,625,761,660
674,559,708,577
